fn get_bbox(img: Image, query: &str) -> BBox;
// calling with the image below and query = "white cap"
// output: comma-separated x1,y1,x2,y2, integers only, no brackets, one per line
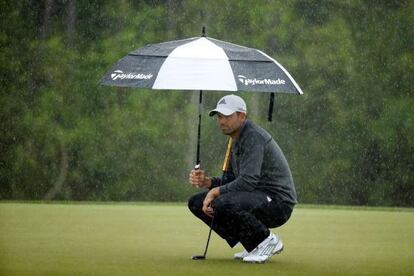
209,94,247,117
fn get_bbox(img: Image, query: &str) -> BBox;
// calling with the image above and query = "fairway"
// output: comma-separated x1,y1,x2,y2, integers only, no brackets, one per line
0,203,413,275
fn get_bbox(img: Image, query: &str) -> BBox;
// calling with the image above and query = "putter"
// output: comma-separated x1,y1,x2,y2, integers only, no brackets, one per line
192,163,213,260
191,217,214,260
191,137,233,260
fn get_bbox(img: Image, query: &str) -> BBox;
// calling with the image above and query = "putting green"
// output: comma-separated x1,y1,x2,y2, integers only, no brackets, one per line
0,202,413,275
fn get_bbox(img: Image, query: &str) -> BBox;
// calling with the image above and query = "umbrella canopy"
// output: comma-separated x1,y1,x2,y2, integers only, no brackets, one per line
101,36,303,95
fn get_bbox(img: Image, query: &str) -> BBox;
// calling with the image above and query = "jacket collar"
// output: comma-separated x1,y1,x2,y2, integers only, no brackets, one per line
233,119,251,144
238,119,251,138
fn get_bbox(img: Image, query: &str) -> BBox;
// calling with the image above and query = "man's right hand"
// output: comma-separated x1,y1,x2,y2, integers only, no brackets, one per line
189,169,211,189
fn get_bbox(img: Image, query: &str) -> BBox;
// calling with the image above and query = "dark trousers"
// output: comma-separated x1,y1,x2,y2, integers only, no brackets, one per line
188,190,293,252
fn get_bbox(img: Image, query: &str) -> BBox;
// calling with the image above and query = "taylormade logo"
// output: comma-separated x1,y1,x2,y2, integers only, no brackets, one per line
111,70,153,80
238,75,285,86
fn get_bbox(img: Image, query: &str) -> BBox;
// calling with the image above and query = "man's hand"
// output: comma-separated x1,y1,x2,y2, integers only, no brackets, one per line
202,187,220,218
189,169,211,189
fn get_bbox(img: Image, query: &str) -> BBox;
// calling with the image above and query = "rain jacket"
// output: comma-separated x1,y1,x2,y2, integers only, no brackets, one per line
210,120,297,205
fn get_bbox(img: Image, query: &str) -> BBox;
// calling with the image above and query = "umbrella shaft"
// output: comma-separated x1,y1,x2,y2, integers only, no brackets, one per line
268,93,275,122
196,90,203,165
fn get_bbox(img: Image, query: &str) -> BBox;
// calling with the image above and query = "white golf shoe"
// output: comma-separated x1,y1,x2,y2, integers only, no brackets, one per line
242,233,283,264
234,249,249,260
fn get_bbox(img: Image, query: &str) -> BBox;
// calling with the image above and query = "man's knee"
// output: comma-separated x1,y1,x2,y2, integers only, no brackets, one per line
211,195,235,217
188,192,206,214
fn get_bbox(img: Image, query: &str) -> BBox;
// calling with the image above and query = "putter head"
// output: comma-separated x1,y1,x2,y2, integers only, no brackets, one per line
191,255,206,260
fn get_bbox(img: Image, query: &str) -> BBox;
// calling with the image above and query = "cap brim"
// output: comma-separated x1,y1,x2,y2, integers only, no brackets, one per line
209,107,235,117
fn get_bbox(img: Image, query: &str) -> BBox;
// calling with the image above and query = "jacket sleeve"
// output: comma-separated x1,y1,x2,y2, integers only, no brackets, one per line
209,161,236,189
209,177,222,189
219,132,265,194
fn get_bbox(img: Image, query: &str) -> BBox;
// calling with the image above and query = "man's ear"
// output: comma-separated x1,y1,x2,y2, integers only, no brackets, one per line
239,112,247,121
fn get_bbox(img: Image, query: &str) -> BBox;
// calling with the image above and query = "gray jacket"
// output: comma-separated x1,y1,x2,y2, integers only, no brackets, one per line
211,120,297,205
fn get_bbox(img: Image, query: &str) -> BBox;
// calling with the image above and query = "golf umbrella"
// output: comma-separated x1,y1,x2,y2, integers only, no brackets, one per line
100,28,303,166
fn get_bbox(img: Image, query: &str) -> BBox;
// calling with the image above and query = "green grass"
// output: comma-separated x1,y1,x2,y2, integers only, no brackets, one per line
1,202,413,276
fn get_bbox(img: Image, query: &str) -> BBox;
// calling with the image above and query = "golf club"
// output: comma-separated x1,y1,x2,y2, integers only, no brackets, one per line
191,162,213,260
191,217,214,260
191,137,233,260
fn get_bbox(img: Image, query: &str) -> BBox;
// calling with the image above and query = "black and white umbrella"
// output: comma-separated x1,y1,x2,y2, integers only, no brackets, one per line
100,28,303,166
101,34,302,95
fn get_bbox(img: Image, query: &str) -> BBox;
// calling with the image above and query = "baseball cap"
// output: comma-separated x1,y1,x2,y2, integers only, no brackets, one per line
209,94,247,117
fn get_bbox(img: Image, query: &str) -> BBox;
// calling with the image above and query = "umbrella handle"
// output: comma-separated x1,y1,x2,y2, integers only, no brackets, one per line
222,137,232,172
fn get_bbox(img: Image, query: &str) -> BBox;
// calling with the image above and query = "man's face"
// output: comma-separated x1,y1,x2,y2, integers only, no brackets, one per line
216,112,246,136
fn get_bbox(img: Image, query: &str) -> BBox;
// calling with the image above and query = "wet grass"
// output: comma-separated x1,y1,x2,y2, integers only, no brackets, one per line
1,202,413,275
